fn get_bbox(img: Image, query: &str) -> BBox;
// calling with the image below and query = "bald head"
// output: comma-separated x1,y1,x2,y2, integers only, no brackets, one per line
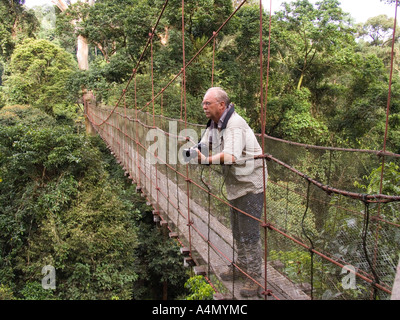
204,87,230,106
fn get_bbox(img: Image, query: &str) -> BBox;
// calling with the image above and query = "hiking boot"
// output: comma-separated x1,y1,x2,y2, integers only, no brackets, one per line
220,265,245,281
240,278,260,297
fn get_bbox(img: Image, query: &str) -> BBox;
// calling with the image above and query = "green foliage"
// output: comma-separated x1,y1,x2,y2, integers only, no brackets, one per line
30,4,58,42
3,38,77,114
184,276,214,300
359,14,398,46
267,88,329,143
0,0,39,60
267,249,367,300
267,179,317,238
357,162,400,195
0,104,56,127
132,209,189,300
20,282,57,300
269,249,318,285
0,106,141,300
0,284,15,300
354,162,400,224
0,87,5,107
2,0,400,151
271,0,354,101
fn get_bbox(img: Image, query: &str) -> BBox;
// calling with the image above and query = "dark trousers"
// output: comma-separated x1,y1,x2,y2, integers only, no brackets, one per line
230,192,264,277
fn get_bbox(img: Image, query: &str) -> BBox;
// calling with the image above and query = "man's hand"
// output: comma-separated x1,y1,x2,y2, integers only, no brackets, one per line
197,150,235,165
197,149,209,164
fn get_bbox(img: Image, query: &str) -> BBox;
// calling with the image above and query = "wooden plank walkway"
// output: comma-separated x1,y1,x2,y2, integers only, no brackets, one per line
391,258,400,300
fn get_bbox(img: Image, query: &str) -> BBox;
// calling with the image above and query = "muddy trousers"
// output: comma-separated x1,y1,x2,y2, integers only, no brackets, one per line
230,192,264,278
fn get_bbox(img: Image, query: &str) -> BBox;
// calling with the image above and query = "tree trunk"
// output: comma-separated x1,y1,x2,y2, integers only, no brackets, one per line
52,0,92,134
77,35,89,70
297,72,304,90
162,280,168,300
52,0,90,71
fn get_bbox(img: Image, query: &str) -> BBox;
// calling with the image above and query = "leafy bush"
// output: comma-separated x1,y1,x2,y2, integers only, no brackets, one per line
3,38,77,114
184,276,214,300
0,106,139,300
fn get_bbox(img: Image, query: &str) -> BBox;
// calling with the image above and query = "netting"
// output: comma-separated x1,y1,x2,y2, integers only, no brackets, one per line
263,137,400,300
83,0,400,300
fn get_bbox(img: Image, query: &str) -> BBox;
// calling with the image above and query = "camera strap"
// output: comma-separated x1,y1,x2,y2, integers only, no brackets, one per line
205,103,235,130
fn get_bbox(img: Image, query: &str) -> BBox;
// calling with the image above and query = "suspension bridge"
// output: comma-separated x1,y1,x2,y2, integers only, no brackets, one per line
83,0,400,300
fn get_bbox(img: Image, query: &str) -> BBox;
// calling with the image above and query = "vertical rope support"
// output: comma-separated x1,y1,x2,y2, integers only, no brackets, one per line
373,0,398,295
301,180,314,300
123,90,128,175
209,34,217,281
380,0,398,180
134,74,141,189
182,0,192,256
151,31,155,129
148,33,154,204
362,199,380,299
260,0,273,299
199,167,212,280
151,31,160,211
211,32,216,87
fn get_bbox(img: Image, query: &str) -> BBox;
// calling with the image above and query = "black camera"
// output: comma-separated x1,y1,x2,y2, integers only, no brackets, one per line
182,143,208,163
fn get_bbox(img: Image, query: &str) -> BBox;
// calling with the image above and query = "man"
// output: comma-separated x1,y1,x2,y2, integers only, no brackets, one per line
197,87,267,297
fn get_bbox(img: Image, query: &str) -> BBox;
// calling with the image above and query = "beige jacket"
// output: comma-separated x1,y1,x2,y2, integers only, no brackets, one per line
200,112,267,200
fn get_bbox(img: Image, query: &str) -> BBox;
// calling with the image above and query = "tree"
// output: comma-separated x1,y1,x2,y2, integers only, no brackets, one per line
3,38,77,114
209,3,269,129
0,105,139,299
81,0,155,81
132,209,188,300
0,0,39,60
331,51,400,151
30,4,58,42
275,0,355,91
359,15,399,46
53,0,155,72
53,0,95,70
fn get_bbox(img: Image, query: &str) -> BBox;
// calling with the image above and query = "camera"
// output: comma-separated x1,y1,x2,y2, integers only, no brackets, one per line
182,143,208,163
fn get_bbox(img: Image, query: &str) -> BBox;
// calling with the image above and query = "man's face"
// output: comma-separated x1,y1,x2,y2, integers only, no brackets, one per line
202,90,225,123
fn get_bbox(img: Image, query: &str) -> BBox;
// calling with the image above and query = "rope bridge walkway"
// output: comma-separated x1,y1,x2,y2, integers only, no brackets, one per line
84,0,400,300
